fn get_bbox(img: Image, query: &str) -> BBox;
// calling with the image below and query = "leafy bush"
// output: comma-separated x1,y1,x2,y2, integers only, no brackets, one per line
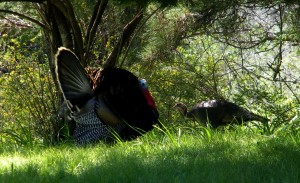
126,7,300,135
0,41,58,147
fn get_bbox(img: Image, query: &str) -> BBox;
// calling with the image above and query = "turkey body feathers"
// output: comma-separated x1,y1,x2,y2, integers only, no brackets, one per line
175,100,268,128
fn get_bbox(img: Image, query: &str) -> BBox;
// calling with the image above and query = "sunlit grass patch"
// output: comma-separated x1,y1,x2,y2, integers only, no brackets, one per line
0,124,299,182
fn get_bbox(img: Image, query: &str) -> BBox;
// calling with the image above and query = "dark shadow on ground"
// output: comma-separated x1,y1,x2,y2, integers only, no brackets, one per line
1,138,299,183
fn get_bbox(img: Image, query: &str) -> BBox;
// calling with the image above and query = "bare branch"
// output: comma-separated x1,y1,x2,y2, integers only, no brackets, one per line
0,9,48,30
104,12,143,68
272,4,284,81
120,6,162,67
0,0,45,2
51,0,84,64
84,0,108,63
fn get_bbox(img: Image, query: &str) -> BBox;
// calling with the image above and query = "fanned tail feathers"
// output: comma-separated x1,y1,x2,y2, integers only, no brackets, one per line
55,47,93,107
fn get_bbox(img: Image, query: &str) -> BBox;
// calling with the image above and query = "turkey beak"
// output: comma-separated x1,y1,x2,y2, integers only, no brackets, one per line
172,104,179,109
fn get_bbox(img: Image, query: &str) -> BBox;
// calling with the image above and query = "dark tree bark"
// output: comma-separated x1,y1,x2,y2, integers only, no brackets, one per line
104,11,143,68
84,0,108,65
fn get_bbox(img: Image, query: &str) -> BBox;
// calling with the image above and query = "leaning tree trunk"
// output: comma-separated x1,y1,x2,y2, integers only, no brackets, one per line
37,0,143,80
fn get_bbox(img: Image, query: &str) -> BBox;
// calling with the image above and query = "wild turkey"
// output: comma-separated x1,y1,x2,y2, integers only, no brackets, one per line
55,47,159,144
173,99,268,128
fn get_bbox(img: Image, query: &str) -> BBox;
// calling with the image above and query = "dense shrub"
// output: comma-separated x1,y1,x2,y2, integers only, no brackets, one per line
0,41,58,146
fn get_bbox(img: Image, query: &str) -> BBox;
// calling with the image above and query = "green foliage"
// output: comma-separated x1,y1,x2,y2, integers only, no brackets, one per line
122,5,300,136
0,0,300,149
0,32,57,146
112,0,178,8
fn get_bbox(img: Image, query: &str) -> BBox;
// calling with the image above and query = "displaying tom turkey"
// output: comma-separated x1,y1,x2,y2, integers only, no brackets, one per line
55,47,159,144
173,100,268,128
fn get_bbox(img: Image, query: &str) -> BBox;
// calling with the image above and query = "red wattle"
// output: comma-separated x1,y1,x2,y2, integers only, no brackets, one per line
142,89,157,109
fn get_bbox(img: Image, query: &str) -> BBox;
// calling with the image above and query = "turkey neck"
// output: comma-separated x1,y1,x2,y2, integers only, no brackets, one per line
178,105,188,116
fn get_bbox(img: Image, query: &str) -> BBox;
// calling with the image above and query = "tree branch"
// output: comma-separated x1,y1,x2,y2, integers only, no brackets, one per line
51,0,84,64
62,0,84,62
0,9,48,30
104,11,143,68
0,0,45,2
84,0,108,63
120,6,162,67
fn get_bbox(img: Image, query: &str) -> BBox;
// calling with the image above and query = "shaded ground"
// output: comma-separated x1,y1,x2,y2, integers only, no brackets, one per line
1,129,299,182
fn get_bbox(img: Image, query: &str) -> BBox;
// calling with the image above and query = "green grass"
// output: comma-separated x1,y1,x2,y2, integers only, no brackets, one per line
0,124,300,183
